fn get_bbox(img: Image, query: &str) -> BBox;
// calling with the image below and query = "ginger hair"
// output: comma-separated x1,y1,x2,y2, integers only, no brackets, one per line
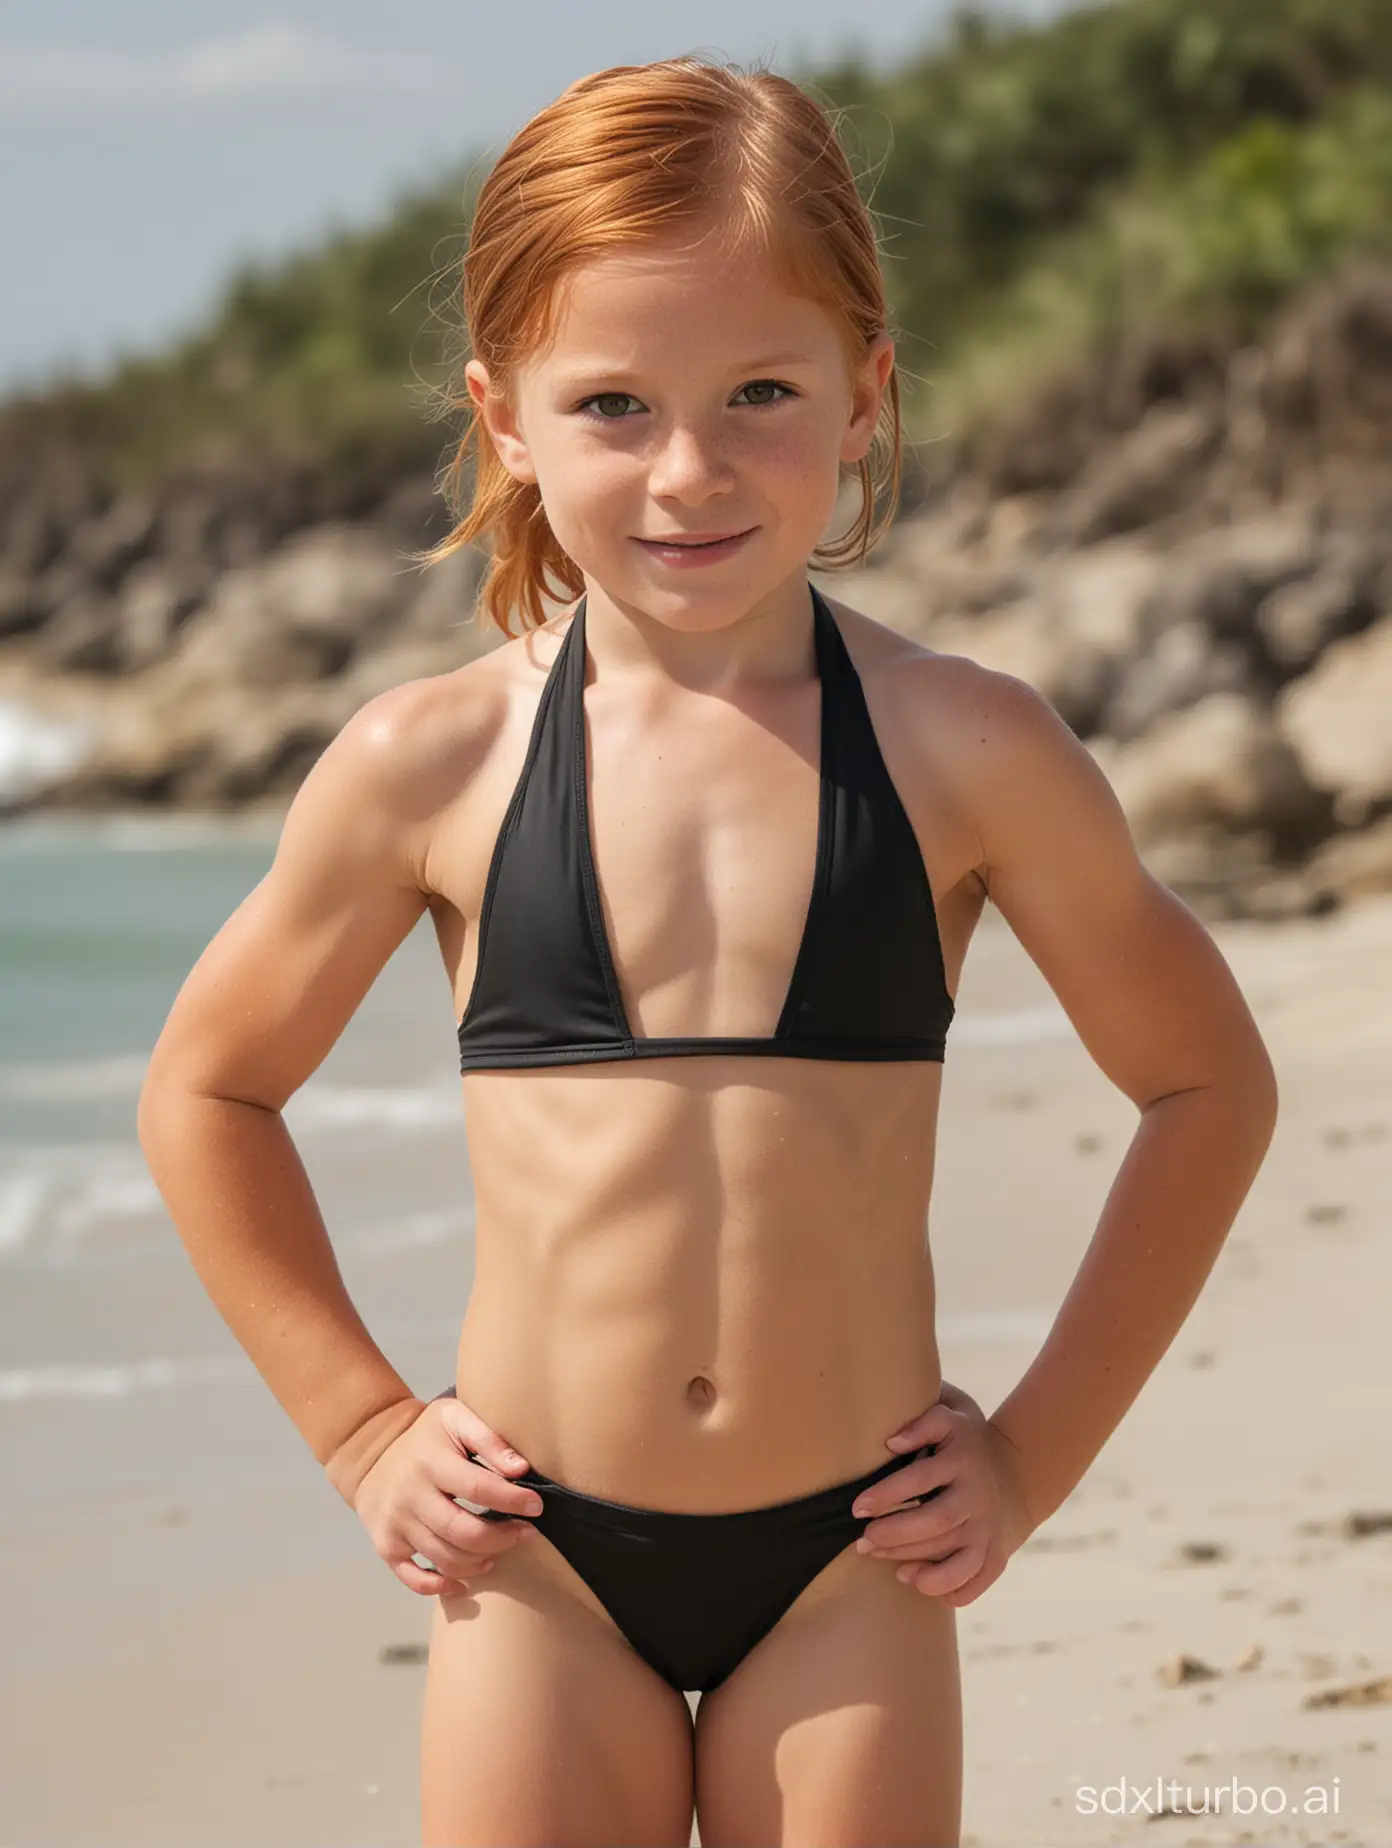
414,54,904,637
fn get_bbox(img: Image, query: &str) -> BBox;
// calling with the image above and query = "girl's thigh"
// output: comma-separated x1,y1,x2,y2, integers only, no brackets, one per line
692,1544,962,1848
421,1536,696,1848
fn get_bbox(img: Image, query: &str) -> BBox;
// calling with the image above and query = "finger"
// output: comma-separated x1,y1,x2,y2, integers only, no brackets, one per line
411,1510,533,1579
886,1401,957,1451
854,1463,961,1537
439,1452,548,1522
898,1544,984,1597
859,1480,967,1545
865,1500,968,1559
438,1502,541,1560
392,1556,487,1598
940,1558,1006,1609
433,1388,534,1477
409,1541,499,1583
401,1522,492,1579
851,1456,955,1523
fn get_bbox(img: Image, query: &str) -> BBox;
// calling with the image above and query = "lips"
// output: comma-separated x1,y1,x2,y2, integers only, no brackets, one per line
633,526,759,571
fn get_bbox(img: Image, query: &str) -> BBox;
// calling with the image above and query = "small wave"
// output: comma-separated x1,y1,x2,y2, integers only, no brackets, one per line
952,1004,1074,1048
284,1079,461,1133
0,1139,470,1267
0,810,282,852
0,1169,48,1257
0,1059,457,1127
0,1145,163,1260
0,1054,148,1103
94,811,285,851
0,1353,250,1403
344,1207,473,1255
0,698,94,804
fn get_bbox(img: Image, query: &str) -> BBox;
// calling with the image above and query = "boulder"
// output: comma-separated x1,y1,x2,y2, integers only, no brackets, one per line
1088,513,1335,737
0,565,43,641
66,494,158,590
400,543,490,642
168,523,412,688
1035,400,1223,548
29,592,125,675
1101,621,1256,742
1276,615,1392,816
117,560,213,672
1256,530,1390,674
1135,513,1321,649
1302,813,1392,900
1087,691,1329,846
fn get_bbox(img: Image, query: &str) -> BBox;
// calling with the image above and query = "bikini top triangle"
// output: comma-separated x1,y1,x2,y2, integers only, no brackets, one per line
457,583,955,1071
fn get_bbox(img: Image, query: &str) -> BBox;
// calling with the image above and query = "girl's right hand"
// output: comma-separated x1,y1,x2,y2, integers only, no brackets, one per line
351,1393,544,1596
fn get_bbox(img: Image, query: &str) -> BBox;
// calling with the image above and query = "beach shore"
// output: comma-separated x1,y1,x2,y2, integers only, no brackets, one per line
2,891,1388,1847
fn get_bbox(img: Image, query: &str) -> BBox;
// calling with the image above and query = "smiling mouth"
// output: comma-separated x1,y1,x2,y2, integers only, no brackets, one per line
640,529,753,548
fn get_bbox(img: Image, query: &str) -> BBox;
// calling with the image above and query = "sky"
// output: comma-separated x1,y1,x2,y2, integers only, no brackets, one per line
0,1,1073,397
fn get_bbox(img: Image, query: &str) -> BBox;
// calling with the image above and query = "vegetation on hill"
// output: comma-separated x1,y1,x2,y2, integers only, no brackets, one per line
8,0,1392,489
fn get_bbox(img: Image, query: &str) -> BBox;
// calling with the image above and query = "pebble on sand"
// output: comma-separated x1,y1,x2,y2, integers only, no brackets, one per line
1304,1202,1348,1225
378,1642,429,1666
1339,1509,1392,1539
1304,1676,1392,1710
1158,1653,1221,1687
1176,1539,1228,1564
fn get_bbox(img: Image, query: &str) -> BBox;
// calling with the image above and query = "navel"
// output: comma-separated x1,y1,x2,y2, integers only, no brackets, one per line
685,1373,718,1410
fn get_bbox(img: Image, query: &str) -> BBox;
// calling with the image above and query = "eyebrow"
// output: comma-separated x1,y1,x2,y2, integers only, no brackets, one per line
551,351,818,389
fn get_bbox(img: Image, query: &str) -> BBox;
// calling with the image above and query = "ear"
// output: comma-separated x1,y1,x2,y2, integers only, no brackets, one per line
464,358,539,485
840,329,895,468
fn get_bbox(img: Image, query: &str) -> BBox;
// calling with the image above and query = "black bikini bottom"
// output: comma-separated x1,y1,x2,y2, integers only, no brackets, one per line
434,1387,940,1695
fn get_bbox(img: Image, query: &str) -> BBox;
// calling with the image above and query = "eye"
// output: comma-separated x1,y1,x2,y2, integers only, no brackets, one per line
576,391,640,422
737,379,798,409
574,379,799,421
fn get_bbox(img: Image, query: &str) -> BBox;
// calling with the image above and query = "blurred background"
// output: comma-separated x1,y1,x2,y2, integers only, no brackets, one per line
2,4,1390,1844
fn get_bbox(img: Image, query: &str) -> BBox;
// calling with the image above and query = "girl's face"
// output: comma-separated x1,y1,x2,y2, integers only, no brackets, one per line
466,230,894,632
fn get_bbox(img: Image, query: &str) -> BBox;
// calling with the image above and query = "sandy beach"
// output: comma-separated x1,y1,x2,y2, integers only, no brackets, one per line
2,882,1389,1847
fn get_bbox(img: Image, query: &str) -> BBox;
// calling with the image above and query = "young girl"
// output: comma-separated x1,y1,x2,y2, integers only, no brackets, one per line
138,56,1278,1848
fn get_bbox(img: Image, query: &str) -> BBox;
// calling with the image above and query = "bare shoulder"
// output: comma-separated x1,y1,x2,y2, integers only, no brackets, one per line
821,591,1008,840
290,623,565,889
826,593,1113,849
822,592,990,713
137,628,566,1104
828,594,1276,1107
322,652,509,812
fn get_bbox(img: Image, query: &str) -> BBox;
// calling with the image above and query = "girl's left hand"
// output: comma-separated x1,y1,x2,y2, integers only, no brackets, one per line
851,1379,1036,1608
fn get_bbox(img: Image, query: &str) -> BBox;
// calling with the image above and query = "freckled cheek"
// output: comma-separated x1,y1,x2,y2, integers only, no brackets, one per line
529,445,631,551
562,477,644,557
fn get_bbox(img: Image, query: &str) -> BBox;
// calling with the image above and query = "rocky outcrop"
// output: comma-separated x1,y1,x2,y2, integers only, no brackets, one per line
4,260,1392,921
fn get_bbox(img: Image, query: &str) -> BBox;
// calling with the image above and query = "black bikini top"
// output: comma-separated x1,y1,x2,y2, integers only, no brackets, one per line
456,583,955,1071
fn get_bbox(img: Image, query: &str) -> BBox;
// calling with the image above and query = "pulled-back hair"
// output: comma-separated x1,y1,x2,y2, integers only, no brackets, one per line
417,54,904,637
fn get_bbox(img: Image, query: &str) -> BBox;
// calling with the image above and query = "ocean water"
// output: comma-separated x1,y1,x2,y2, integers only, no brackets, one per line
0,815,478,1482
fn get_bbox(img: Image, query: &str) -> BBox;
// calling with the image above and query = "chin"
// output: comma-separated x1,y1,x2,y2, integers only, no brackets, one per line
622,583,776,627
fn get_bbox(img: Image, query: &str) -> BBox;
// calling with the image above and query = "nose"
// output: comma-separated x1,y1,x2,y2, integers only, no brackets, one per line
646,421,735,501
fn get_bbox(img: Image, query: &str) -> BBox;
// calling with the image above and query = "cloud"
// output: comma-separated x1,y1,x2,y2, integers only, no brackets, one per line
0,23,451,113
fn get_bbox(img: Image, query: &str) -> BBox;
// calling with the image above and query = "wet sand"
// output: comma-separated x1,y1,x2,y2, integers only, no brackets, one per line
2,892,1389,1846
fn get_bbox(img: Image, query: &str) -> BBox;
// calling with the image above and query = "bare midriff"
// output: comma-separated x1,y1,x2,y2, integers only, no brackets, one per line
453,1054,944,1513
424,593,987,1518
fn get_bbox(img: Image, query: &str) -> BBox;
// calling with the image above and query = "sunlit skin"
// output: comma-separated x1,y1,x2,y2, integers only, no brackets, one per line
138,219,1277,1844
437,231,978,1528
468,226,887,675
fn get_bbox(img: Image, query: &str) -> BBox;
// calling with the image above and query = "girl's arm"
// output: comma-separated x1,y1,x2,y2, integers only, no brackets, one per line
955,667,1280,1530
137,683,469,1506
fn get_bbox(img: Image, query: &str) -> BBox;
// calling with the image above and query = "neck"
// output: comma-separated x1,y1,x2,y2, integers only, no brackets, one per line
573,572,819,694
